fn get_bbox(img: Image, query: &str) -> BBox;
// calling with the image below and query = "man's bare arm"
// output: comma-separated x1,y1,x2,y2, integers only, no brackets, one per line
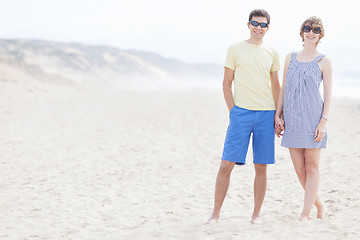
270,71,280,107
223,67,235,111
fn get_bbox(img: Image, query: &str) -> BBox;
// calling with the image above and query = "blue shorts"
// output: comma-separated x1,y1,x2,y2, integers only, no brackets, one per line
221,105,275,165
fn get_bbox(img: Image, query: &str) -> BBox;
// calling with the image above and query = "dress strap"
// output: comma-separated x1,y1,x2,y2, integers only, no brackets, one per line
315,54,325,62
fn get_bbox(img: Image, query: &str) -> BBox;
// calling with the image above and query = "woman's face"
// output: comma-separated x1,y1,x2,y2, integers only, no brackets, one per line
302,25,321,45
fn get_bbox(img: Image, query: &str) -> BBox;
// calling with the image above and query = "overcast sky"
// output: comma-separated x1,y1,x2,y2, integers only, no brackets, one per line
0,0,358,72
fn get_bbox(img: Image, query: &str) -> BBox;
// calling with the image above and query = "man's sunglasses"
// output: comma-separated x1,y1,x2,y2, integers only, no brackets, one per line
249,21,268,28
303,26,321,34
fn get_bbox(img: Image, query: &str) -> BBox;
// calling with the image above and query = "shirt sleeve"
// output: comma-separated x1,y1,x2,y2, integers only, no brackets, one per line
224,45,235,70
270,49,280,72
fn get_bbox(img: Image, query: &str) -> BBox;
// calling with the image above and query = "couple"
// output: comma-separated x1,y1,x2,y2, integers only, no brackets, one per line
206,9,332,224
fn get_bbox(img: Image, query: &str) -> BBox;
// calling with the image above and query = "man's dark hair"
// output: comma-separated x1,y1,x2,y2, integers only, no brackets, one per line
248,9,271,24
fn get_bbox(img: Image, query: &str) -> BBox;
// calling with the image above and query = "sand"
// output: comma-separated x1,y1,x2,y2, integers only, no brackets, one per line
0,81,359,240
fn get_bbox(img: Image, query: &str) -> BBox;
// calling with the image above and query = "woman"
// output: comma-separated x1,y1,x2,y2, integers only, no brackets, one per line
275,16,332,221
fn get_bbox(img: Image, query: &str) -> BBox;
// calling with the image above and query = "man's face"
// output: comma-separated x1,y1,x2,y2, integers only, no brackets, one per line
247,16,269,40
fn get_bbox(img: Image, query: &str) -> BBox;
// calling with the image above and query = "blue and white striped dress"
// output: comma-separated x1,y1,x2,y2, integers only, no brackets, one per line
281,52,327,149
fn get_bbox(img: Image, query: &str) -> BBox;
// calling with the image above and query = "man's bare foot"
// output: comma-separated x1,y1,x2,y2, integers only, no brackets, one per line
317,204,327,219
251,215,262,224
300,213,310,221
204,213,219,225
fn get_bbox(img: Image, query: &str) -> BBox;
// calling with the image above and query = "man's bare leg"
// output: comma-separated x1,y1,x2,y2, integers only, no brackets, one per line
251,163,267,224
205,160,236,224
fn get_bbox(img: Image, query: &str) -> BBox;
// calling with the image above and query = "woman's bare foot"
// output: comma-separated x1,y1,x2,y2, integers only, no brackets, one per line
300,213,310,221
251,215,262,224
204,213,220,225
317,204,327,219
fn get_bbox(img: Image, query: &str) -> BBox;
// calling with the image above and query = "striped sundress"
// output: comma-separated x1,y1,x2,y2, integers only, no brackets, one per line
281,52,327,149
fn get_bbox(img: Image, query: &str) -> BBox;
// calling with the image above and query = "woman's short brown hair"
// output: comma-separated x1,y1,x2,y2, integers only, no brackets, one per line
300,16,325,44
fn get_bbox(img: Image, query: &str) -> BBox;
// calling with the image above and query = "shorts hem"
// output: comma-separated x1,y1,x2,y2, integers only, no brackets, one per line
253,161,276,165
221,158,245,165
222,159,275,165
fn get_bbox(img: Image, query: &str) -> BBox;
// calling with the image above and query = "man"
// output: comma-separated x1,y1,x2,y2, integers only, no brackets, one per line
205,9,280,224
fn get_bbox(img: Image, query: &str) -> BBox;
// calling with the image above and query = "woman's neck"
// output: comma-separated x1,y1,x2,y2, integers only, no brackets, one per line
302,44,318,56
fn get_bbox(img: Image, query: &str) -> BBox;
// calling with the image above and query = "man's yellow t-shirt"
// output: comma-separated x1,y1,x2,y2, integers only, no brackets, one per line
225,41,280,110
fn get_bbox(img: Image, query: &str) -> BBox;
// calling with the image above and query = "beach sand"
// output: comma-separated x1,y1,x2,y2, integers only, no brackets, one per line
0,81,359,239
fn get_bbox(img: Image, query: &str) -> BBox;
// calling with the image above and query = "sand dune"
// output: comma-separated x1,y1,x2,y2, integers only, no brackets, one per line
0,81,359,239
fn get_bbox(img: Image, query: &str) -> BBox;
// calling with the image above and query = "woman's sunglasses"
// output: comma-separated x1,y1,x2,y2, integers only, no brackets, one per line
249,21,268,28
303,26,321,34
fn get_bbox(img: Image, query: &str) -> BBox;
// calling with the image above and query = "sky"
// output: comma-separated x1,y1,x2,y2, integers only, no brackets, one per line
0,0,358,72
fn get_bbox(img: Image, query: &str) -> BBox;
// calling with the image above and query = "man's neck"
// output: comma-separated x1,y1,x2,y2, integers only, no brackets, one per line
246,38,263,45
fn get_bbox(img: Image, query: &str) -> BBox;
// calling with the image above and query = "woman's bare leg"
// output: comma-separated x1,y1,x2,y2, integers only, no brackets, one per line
289,148,326,219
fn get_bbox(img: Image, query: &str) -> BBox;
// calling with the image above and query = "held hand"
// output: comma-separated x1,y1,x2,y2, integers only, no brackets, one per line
275,130,282,138
274,115,285,138
314,120,326,142
275,124,284,137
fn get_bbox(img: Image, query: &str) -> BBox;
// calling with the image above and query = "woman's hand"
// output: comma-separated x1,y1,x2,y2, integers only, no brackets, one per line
315,118,327,142
274,114,284,138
